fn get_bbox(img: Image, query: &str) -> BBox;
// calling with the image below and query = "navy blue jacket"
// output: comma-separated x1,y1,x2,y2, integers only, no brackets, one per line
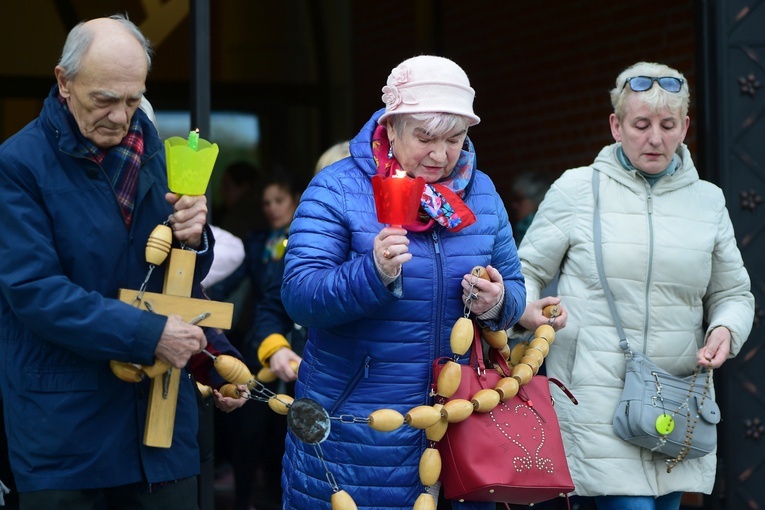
0,86,215,492
280,109,525,509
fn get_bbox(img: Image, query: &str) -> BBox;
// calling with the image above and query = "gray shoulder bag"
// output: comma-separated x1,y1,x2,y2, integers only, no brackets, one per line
592,169,720,472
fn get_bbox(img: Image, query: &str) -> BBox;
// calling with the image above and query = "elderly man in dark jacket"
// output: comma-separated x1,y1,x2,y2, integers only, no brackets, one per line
0,14,241,510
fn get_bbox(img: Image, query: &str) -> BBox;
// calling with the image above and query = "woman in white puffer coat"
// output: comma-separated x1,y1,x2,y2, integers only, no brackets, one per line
515,61,754,510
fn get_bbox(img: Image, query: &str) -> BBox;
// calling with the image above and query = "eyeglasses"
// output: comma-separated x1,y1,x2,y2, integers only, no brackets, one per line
622,76,684,93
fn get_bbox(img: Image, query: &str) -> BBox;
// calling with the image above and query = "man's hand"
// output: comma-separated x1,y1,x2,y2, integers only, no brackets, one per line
166,193,207,249
155,314,207,369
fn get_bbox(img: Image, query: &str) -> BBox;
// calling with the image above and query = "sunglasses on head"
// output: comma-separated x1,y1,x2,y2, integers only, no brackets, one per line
622,76,684,93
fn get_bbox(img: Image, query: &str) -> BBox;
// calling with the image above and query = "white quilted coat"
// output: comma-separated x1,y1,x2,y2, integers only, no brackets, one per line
518,143,754,496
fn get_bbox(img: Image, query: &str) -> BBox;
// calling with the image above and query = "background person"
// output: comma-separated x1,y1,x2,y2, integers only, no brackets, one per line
0,15,243,510
515,62,754,510
211,172,302,510
313,140,350,175
280,55,526,510
507,170,554,247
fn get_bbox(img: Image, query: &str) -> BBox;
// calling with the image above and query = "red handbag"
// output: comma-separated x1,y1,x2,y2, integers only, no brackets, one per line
433,325,576,505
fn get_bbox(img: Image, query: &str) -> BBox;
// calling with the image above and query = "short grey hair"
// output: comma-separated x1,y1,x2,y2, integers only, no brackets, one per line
58,13,153,80
610,61,689,120
388,112,470,138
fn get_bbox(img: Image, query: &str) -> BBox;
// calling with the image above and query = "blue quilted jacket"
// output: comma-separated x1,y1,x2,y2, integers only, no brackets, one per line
0,86,215,492
281,109,526,509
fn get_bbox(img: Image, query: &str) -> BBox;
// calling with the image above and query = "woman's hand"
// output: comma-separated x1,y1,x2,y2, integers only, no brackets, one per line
698,326,731,369
517,296,568,331
212,384,248,413
166,192,208,249
374,227,411,277
269,347,302,382
461,265,504,316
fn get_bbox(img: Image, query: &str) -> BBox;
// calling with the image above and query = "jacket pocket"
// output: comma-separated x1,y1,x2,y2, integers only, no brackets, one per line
329,355,371,415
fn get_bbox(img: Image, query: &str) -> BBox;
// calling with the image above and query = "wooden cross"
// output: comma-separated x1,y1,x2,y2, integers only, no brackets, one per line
117,246,233,448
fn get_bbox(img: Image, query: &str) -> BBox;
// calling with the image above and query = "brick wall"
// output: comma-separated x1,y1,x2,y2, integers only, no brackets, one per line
351,1,696,199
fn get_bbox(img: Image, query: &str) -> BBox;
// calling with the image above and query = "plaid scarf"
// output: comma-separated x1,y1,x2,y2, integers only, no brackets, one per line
58,93,145,229
372,124,476,232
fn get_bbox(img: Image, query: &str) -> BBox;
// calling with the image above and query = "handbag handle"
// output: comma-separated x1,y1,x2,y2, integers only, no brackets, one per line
592,169,632,355
469,321,496,389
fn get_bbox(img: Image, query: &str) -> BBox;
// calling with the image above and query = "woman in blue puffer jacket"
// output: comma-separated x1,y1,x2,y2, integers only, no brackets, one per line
281,55,526,510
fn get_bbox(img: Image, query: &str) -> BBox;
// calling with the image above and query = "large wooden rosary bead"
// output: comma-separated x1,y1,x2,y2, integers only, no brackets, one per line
522,348,544,366
494,377,520,402
498,343,512,360
330,489,358,510
367,409,405,432
215,354,254,386
471,265,491,281
510,341,529,366
196,381,213,398
450,317,474,356
141,360,172,379
413,493,436,510
471,388,500,412
436,360,462,398
534,324,556,344
405,405,442,429
145,224,173,266
268,394,294,415
442,399,474,423
542,304,560,319
418,447,442,486
511,363,534,385
529,337,550,357
110,360,144,383
482,327,508,349
425,405,448,442
519,355,541,375
219,383,242,399
256,366,278,383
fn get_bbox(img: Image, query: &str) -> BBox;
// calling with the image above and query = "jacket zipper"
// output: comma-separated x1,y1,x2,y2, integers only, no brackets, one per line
643,182,654,347
329,355,371,416
431,229,444,364
426,229,445,452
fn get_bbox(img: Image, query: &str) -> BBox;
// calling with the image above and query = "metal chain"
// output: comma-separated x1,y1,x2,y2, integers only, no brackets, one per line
313,443,339,492
463,270,480,317
661,361,713,472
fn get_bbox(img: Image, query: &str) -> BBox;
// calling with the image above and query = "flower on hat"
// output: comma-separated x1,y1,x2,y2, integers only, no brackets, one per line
381,64,419,111
388,64,410,87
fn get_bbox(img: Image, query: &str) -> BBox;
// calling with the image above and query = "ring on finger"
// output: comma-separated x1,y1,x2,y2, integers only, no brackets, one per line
469,291,479,300
383,249,393,259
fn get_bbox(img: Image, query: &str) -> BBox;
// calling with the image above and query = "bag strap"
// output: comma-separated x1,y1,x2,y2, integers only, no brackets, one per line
469,321,485,370
549,377,579,405
592,169,632,355
469,321,498,390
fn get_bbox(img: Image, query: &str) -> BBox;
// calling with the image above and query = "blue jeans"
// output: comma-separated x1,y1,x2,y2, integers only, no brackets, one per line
594,492,682,510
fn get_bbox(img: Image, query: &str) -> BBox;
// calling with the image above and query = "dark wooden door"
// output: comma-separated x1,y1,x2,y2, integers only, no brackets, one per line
698,1,765,508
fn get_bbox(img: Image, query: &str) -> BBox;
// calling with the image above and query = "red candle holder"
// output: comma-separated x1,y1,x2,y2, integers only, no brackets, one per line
371,173,426,227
